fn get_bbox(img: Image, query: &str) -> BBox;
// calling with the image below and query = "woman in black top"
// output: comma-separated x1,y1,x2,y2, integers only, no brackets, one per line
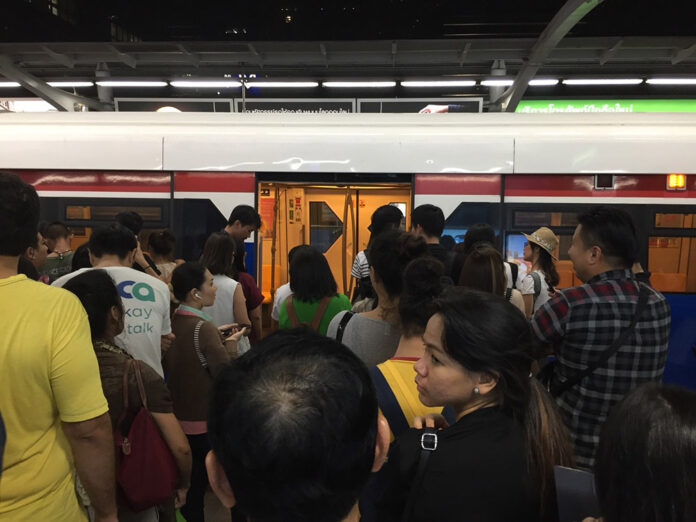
377,288,574,522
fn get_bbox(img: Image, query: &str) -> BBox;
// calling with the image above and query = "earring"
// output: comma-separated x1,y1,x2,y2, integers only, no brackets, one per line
473,387,480,395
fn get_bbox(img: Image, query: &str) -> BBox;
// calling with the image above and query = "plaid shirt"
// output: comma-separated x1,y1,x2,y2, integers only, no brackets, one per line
531,269,671,469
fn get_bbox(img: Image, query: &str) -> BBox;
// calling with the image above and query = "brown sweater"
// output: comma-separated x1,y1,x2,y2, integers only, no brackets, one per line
164,314,234,422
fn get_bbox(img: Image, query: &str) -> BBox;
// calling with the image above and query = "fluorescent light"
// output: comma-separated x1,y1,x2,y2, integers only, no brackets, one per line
47,81,94,87
562,79,643,86
170,80,242,88
401,80,476,88
529,79,559,86
245,81,319,88
323,81,396,88
481,79,514,87
0,82,21,88
96,81,167,87
647,78,696,85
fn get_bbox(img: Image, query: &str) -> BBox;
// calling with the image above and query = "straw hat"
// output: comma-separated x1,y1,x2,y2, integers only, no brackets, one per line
523,227,559,259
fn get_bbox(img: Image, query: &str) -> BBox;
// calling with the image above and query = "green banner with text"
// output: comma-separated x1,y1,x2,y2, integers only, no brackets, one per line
516,99,696,113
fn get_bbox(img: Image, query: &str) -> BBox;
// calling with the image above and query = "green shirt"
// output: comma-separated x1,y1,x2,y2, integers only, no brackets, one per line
278,294,352,336
39,252,74,284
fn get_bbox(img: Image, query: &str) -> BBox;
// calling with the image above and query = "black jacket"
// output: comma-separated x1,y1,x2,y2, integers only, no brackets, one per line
375,407,539,522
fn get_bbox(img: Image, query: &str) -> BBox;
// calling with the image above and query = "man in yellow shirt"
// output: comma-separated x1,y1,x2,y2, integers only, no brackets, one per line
0,172,117,521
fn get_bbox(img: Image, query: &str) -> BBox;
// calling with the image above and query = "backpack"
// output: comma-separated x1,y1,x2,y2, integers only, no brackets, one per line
285,296,332,332
530,271,542,307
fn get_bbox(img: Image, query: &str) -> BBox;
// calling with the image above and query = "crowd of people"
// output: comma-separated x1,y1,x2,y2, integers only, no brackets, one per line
1,169,693,522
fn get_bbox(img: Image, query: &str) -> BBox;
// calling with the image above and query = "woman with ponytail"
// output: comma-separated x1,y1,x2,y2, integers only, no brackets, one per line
521,227,561,318
377,288,573,522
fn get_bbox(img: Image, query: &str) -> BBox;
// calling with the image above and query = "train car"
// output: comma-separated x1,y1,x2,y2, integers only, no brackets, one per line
1,111,694,388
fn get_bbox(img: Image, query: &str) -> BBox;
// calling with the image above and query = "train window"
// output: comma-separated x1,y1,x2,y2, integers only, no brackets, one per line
655,213,696,229
505,232,577,288
648,236,696,293
513,211,578,228
443,203,499,243
65,205,162,222
309,201,343,253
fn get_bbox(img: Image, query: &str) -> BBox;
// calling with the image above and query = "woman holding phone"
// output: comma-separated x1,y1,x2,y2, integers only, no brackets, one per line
165,262,246,522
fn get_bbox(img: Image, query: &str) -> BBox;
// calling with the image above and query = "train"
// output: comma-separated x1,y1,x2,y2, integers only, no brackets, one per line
1,111,694,388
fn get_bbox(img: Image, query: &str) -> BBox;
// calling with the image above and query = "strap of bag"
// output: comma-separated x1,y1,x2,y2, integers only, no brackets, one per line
505,287,513,301
530,271,542,304
552,283,652,396
508,262,519,288
116,359,133,431
285,296,300,328
401,428,438,522
192,320,209,372
309,296,332,332
369,366,410,436
131,360,148,411
335,311,355,344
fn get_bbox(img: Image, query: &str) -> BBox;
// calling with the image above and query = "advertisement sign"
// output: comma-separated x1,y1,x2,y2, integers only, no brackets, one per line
359,97,482,113
115,98,231,112
516,99,696,113
234,99,355,113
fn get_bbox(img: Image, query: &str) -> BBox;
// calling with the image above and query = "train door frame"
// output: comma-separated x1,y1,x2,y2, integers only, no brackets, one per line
254,172,414,302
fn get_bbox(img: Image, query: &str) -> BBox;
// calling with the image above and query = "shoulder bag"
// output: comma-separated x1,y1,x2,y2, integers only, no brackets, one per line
114,359,178,512
285,295,332,332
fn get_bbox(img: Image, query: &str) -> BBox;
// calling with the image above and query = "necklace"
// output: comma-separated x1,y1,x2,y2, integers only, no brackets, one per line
94,339,131,357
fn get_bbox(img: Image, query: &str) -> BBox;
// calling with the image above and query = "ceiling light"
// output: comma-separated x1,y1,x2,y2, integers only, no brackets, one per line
245,81,319,88
96,81,168,87
0,82,21,87
170,80,242,88
400,80,476,88
323,81,396,88
528,79,559,86
47,81,94,87
562,79,643,86
481,79,514,87
647,78,696,85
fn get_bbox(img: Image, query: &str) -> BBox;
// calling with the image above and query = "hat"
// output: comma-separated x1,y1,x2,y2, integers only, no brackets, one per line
368,205,403,233
523,227,559,259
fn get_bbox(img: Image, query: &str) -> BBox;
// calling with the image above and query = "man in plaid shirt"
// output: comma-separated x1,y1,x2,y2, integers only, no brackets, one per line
532,206,671,470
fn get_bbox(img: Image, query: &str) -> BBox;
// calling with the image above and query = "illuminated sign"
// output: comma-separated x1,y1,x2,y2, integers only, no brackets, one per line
667,174,687,190
516,100,696,113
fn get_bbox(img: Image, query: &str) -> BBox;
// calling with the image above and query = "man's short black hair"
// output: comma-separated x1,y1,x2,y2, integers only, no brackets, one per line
411,204,445,238
88,223,137,260
43,221,71,241
462,223,496,255
208,329,378,522
0,172,40,256
115,211,144,235
227,205,261,229
577,206,637,268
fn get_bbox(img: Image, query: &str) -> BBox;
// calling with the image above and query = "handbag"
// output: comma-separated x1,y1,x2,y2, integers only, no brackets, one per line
538,283,651,397
113,359,178,512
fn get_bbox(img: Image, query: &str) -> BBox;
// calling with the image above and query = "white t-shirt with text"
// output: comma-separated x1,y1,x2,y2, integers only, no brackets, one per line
53,266,172,376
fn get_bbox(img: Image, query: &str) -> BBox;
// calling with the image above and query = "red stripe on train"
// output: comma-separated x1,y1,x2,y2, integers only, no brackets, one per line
12,170,170,192
505,174,696,197
415,174,500,195
174,172,255,193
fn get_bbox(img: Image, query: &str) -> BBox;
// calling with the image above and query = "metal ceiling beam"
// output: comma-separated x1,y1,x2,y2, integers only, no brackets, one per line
671,42,696,65
108,45,137,68
41,46,75,69
177,44,200,67
459,42,471,66
495,0,604,112
599,38,623,65
0,56,112,111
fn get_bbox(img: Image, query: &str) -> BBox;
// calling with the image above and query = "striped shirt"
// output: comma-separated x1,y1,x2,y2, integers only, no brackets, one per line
531,269,671,469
